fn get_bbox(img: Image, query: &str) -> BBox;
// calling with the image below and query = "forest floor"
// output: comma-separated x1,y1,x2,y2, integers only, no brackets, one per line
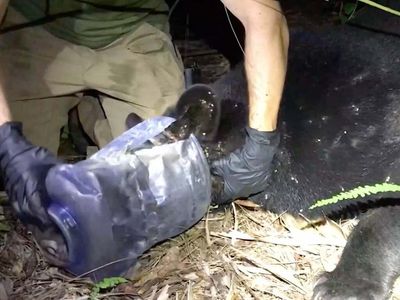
2,1,400,299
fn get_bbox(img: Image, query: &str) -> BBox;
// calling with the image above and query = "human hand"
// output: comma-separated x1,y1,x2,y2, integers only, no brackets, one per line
211,126,280,204
0,122,59,228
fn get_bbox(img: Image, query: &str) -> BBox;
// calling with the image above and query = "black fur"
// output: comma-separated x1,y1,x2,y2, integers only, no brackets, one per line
212,25,400,216
207,24,400,299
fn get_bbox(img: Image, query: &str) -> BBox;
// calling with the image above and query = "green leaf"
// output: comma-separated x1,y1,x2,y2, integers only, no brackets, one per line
90,277,128,300
309,182,400,210
343,2,357,15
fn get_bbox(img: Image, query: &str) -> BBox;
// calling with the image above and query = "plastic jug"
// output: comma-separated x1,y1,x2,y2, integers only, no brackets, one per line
45,116,212,281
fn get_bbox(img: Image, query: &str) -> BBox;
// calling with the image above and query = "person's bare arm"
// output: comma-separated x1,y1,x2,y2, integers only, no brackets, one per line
0,0,11,125
211,0,288,203
0,85,11,126
220,0,289,131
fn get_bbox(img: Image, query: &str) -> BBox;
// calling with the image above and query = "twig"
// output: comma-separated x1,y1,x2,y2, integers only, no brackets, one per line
230,247,307,294
186,281,193,300
226,273,235,300
231,203,238,246
205,206,211,247
238,206,264,227
210,231,346,247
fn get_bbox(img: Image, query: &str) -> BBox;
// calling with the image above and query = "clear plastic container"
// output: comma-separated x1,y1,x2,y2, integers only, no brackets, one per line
45,116,211,281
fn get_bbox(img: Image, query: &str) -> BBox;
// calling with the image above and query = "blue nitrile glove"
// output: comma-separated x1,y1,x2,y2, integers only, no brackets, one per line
211,126,280,204
0,122,59,229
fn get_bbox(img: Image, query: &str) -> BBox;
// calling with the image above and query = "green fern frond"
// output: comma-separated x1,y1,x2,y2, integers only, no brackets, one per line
90,277,128,300
309,182,400,210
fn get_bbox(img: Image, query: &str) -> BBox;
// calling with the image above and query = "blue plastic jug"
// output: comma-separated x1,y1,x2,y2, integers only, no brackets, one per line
45,116,212,281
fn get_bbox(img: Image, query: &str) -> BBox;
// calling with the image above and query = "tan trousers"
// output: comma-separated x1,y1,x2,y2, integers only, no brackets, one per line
0,8,185,154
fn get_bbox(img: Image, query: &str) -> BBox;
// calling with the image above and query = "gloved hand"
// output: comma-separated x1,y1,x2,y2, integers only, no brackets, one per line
0,122,59,229
211,126,280,204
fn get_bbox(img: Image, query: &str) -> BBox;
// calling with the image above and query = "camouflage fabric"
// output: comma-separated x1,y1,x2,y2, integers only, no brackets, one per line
10,0,170,49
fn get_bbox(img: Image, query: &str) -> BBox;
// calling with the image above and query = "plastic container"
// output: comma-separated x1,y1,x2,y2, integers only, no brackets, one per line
45,116,211,281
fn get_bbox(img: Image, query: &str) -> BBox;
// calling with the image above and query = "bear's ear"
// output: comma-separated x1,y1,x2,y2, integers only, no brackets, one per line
125,112,144,130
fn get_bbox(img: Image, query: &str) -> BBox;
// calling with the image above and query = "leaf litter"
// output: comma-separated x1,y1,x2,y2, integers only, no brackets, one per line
3,191,400,300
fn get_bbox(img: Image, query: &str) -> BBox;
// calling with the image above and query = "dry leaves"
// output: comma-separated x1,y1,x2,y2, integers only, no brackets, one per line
3,199,400,299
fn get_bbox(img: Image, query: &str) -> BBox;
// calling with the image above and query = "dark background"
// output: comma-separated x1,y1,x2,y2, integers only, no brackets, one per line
165,0,400,67
165,0,340,66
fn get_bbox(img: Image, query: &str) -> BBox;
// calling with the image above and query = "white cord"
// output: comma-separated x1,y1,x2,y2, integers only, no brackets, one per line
224,5,246,56
169,0,245,56
223,0,284,57
168,0,181,20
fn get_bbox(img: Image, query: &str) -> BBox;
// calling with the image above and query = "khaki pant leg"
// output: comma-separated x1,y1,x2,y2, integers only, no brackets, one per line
83,23,185,140
99,97,139,144
76,95,113,148
10,97,79,154
0,8,94,152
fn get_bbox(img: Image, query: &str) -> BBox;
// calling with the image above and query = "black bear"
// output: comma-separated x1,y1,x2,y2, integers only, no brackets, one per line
207,23,400,299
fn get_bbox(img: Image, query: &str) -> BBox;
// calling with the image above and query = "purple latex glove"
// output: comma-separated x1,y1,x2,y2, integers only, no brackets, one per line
0,122,59,229
211,126,280,204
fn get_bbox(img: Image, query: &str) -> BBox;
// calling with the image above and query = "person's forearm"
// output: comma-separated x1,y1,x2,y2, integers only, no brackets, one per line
221,0,289,131
245,8,288,131
0,0,11,125
0,87,11,125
